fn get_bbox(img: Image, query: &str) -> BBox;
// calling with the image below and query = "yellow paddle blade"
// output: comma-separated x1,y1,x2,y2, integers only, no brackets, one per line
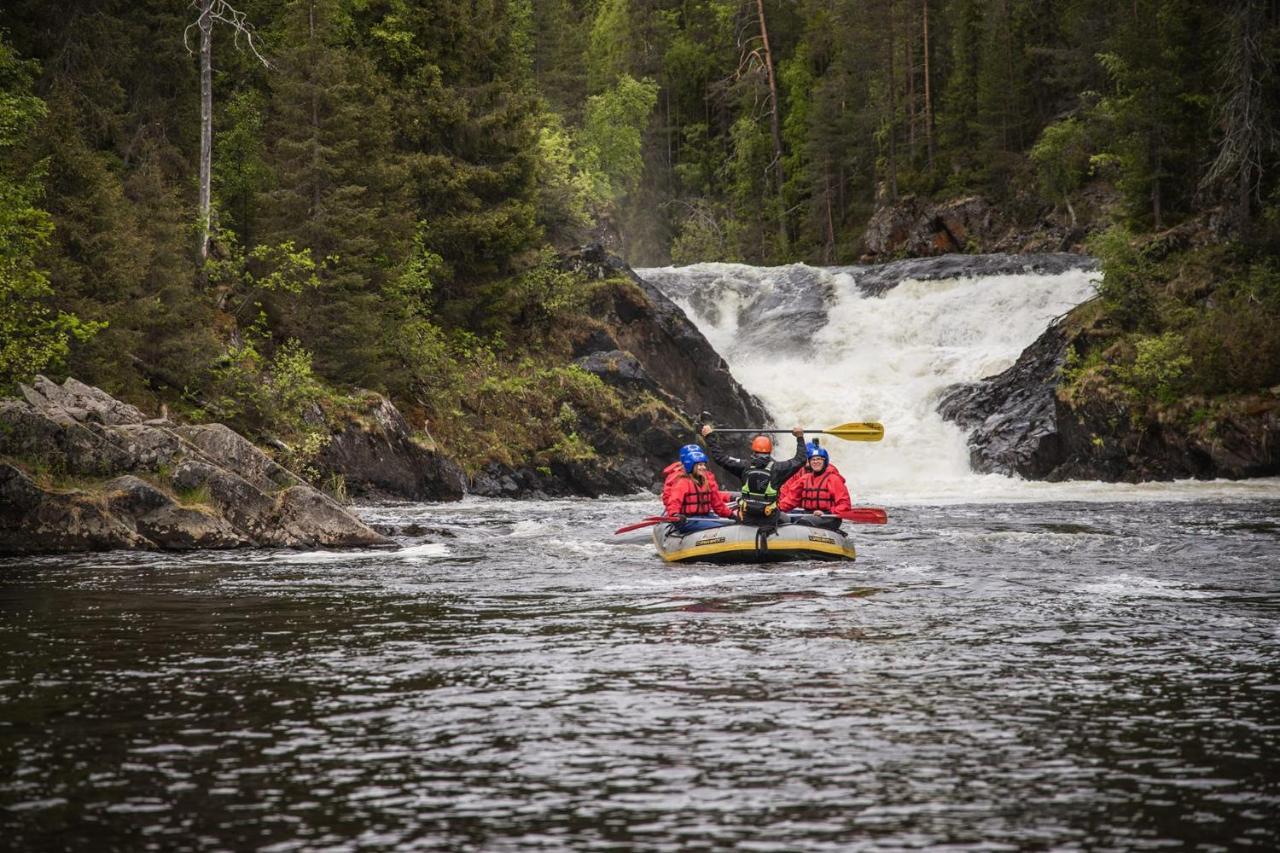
820,422,885,442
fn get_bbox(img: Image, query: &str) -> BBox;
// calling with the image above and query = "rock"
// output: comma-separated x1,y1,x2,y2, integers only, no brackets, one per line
938,323,1280,482
0,377,391,554
936,322,1071,478
573,350,658,391
21,376,148,426
317,395,466,501
174,423,300,491
862,195,1007,258
104,475,172,515
273,486,391,548
135,505,249,550
561,244,769,428
0,464,150,554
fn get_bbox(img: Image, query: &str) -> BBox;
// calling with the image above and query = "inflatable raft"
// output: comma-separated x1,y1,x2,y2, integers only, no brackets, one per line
652,518,856,564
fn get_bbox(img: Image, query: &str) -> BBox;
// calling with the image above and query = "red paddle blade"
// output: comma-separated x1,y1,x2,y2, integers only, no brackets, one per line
840,507,888,524
614,516,680,534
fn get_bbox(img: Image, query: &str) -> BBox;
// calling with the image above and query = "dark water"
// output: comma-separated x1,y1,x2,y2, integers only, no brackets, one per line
3,496,1279,851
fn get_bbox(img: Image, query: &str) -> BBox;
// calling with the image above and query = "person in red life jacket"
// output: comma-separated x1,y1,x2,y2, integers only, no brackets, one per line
663,455,734,508
664,444,733,522
778,441,852,529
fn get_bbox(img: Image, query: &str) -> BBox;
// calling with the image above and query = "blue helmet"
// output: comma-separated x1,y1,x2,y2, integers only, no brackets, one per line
806,441,829,462
679,443,708,473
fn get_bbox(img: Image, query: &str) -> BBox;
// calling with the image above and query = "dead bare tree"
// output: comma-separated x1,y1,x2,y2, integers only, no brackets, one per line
728,1,788,248
184,0,269,268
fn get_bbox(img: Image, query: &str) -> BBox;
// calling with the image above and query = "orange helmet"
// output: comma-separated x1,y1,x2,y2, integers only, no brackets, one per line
751,434,773,454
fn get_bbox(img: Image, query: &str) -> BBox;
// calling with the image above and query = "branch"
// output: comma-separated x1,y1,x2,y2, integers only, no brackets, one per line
184,0,271,68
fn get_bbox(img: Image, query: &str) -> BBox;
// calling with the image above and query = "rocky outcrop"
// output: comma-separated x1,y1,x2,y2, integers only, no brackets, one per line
938,323,1280,481
0,377,390,554
849,252,1097,297
462,243,770,498
862,195,1009,259
317,395,466,501
561,244,769,429
937,322,1077,478
860,184,1119,260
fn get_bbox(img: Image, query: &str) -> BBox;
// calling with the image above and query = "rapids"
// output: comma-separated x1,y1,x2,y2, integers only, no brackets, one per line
3,256,1278,850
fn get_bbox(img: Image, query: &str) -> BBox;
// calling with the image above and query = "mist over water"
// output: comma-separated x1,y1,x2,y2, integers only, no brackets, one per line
638,261,1280,503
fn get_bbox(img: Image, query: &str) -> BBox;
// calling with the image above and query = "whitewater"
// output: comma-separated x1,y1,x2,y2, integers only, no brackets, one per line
638,259,1280,504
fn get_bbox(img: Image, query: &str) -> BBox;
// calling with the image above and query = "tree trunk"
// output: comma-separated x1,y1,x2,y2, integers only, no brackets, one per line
755,0,787,247
310,1,321,217
906,20,916,149
923,0,935,170
198,0,213,265
1151,140,1163,229
887,3,898,200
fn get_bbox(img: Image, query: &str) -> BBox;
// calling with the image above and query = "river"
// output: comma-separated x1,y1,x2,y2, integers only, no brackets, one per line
3,258,1280,850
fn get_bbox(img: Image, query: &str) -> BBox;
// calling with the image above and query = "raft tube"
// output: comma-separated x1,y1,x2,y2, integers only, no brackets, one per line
652,519,856,564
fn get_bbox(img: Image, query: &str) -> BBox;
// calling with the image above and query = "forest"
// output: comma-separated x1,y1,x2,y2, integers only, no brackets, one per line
2,0,1279,479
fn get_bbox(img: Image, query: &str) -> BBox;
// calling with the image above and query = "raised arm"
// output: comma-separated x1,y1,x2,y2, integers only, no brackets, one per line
701,424,745,477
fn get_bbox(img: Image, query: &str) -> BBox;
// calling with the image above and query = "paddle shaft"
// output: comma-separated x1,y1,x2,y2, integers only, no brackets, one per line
708,421,883,442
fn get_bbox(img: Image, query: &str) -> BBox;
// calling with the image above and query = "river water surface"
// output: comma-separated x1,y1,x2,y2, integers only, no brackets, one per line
6,259,1280,848
3,492,1279,850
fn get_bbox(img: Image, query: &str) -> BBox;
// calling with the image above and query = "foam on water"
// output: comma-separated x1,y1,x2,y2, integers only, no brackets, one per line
639,261,1280,504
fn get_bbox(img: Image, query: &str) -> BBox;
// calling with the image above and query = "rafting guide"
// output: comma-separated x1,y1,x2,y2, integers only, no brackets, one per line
702,422,807,525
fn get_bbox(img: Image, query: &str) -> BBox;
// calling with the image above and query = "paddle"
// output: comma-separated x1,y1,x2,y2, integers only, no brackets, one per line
613,516,680,534
709,422,885,442
838,507,888,524
613,516,742,534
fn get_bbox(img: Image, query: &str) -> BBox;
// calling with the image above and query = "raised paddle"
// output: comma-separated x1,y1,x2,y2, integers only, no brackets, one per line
709,422,885,442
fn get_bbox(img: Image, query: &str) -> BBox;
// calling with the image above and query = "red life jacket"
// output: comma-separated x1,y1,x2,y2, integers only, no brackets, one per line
679,480,717,515
664,472,731,518
779,467,851,514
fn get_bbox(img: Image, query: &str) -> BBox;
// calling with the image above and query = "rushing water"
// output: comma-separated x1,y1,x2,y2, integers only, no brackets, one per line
5,257,1280,849
3,495,1279,850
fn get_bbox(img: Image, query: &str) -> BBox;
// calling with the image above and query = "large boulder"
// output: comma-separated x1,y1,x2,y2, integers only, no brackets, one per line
862,195,1009,259
317,395,466,502
0,377,391,554
561,244,769,429
938,324,1280,481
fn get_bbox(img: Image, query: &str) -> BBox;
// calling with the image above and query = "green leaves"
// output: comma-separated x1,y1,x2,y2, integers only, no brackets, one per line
0,35,102,391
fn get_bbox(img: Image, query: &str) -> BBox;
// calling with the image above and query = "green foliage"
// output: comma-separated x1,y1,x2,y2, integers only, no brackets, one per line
578,74,659,204
1031,117,1091,216
0,35,102,391
1088,225,1156,331
1113,332,1192,407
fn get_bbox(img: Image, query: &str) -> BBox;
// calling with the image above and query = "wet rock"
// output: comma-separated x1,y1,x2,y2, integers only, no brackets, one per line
574,350,658,391
847,252,1098,297
938,323,1280,482
318,395,466,501
561,244,769,429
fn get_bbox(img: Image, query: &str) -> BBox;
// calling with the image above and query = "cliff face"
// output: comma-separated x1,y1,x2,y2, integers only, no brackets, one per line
467,245,770,498
938,321,1280,482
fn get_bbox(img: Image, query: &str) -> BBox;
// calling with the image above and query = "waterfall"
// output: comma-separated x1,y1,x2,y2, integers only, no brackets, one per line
638,257,1100,502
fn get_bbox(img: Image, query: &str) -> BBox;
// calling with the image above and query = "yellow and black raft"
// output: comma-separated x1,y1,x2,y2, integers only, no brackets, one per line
652,518,856,564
